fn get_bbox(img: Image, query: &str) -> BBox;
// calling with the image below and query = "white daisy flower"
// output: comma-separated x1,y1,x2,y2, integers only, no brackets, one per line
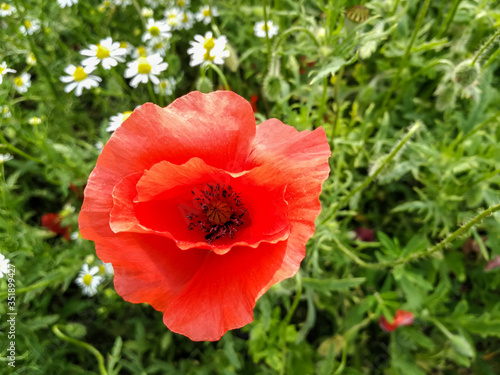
60,65,102,96
57,0,78,8
80,37,127,70
0,153,13,163
142,18,171,43
19,19,41,35
0,253,10,277
75,264,103,296
1,106,11,118
254,20,279,38
14,73,31,94
95,141,104,152
131,45,148,59
164,8,182,30
106,111,133,132
145,0,159,8
147,39,170,57
28,116,42,125
97,262,114,276
187,31,230,67
124,53,168,88
179,10,194,30
70,231,82,242
26,52,36,66
0,2,16,16
154,76,176,96
0,61,16,84
195,5,218,24
112,0,131,6
141,7,153,18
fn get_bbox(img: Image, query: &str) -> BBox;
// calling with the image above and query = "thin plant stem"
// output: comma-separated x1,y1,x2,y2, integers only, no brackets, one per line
207,63,230,90
471,27,500,66
262,0,272,65
53,325,107,375
379,0,432,113
330,66,344,149
0,131,44,164
332,202,500,269
147,81,158,104
321,121,421,225
273,27,320,51
280,273,303,375
436,0,463,38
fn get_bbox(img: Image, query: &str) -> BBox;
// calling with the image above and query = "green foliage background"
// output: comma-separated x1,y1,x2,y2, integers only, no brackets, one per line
1,0,500,374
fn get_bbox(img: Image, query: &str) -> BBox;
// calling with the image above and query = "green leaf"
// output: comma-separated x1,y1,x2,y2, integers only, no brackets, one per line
302,277,365,293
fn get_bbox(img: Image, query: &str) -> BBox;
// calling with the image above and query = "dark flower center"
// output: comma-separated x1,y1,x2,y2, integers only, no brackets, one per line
187,184,246,244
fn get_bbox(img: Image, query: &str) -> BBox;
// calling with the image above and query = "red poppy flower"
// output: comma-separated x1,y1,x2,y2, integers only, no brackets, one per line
79,91,331,341
41,213,71,241
378,309,415,332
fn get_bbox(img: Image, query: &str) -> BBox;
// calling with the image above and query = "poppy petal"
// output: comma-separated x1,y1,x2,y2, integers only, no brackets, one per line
248,119,331,293
109,157,290,254
80,91,256,243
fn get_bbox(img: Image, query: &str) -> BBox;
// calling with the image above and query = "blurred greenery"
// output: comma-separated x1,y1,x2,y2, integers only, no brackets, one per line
1,0,500,374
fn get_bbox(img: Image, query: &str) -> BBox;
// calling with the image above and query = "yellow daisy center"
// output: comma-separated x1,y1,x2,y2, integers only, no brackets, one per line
73,67,88,82
0,67,4,74
203,37,215,50
83,274,92,286
98,265,105,274
119,41,127,48
178,0,185,6
14,77,23,86
96,44,110,59
122,111,133,121
137,57,151,74
1,3,11,10
182,13,188,23
137,46,147,57
24,20,32,29
160,82,167,89
261,24,269,31
149,25,160,36
203,8,211,17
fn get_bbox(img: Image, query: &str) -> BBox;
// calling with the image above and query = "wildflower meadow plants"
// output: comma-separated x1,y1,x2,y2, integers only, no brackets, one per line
1,0,500,374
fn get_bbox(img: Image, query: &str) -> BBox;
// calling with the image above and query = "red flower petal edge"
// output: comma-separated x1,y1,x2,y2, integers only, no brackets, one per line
79,91,331,341
41,213,71,241
379,309,415,332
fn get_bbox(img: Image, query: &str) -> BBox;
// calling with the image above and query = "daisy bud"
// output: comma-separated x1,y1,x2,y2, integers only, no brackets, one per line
453,60,480,87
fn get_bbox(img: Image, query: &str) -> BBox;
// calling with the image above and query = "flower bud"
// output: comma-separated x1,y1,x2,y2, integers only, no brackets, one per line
453,60,479,87
64,323,87,339
195,76,213,93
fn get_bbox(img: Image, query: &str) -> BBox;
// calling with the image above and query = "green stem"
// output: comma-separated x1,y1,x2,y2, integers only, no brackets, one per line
436,0,463,38
471,27,500,66
0,130,44,164
379,0,431,113
274,27,321,51
207,63,230,90
332,202,500,269
147,81,158,104
0,272,68,299
321,121,421,225
52,325,107,375
280,274,303,375
262,0,272,65
330,66,344,149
